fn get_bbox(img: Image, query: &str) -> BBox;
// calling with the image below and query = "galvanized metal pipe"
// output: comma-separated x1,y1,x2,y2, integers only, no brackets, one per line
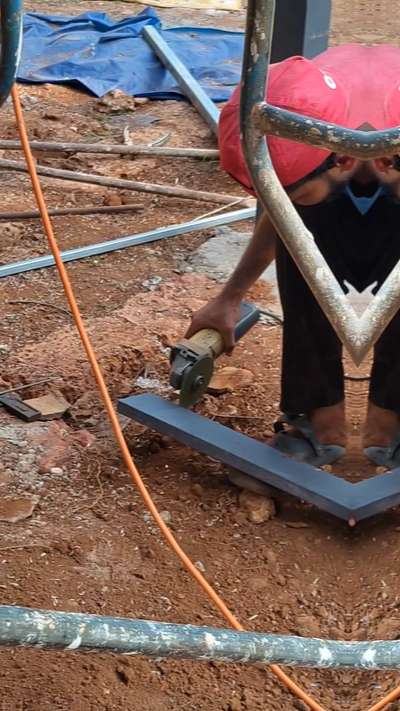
2,605,400,670
0,0,23,108
142,25,220,136
255,104,400,159
0,207,256,278
240,0,400,364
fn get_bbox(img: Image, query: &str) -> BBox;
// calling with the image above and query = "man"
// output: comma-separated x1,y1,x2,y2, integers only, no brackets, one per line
186,46,400,468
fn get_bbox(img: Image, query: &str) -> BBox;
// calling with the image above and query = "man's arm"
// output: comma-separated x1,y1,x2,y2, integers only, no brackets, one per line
186,211,277,351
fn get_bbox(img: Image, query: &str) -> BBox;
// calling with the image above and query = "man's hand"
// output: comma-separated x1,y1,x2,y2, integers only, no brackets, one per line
185,296,241,353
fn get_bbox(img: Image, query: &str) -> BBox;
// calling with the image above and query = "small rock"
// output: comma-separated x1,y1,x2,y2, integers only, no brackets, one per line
103,192,123,207
0,344,10,355
43,112,61,121
97,90,136,113
148,441,160,454
142,276,162,291
49,467,64,476
228,698,242,711
160,510,172,524
24,392,70,420
195,560,206,573
134,97,149,106
208,367,254,394
192,483,204,497
284,521,310,529
321,464,333,472
0,496,38,523
275,574,286,586
238,490,276,524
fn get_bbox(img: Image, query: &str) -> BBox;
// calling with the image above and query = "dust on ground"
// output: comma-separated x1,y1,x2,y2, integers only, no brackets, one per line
1,2,400,711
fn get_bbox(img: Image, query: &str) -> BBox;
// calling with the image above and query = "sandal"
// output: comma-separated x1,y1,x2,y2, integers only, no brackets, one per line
364,433,400,469
272,414,346,467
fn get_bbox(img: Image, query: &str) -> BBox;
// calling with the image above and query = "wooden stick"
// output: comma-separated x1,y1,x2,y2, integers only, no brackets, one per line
0,378,59,397
0,139,219,159
7,299,72,316
0,203,145,220
0,159,238,205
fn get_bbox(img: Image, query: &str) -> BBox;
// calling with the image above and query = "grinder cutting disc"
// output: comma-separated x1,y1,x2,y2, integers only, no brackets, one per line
179,353,214,408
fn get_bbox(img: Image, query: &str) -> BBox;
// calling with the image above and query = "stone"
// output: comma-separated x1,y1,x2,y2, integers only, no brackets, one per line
49,467,64,476
208,367,254,394
0,496,38,523
24,392,70,420
194,560,206,573
191,483,204,497
160,510,172,524
103,192,123,207
238,490,276,524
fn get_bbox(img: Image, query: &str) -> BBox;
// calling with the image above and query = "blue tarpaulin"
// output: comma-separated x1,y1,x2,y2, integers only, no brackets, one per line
17,8,244,101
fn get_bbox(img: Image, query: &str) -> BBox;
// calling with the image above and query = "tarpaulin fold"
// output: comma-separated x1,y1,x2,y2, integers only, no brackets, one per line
18,8,244,101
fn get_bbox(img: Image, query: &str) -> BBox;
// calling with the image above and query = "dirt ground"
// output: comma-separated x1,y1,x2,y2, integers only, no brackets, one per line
1,2,400,710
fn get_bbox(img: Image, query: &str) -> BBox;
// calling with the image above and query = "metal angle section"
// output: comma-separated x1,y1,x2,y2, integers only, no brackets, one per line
0,207,256,278
117,394,354,521
142,25,220,136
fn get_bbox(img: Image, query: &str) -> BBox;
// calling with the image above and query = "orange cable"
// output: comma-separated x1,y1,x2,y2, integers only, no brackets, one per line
366,686,400,711
11,84,326,711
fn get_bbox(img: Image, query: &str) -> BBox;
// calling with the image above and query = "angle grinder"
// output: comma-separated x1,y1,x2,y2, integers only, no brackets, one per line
170,302,260,407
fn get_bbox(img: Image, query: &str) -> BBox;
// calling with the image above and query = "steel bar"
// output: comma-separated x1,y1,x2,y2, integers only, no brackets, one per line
117,394,400,523
0,207,256,278
240,0,400,364
0,0,23,108
142,25,219,136
118,394,353,521
255,104,400,159
0,158,237,205
0,139,219,159
3,604,400,670
0,204,145,220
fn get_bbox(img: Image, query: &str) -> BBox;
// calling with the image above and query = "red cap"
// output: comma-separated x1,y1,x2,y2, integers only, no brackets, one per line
385,81,400,129
313,44,400,130
219,56,349,192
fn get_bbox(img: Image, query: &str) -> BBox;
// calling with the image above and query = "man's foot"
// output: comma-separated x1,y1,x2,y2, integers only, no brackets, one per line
364,402,400,468
309,402,347,447
364,402,400,448
272,403,346,466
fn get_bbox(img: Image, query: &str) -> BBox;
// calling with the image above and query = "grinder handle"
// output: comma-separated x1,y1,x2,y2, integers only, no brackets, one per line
188,302,260,358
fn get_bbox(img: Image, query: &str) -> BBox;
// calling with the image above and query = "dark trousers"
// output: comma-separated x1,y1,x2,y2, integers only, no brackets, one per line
275,192,400,415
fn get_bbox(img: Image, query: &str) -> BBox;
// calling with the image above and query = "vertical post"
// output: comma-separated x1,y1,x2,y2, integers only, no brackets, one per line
271,0,331,62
